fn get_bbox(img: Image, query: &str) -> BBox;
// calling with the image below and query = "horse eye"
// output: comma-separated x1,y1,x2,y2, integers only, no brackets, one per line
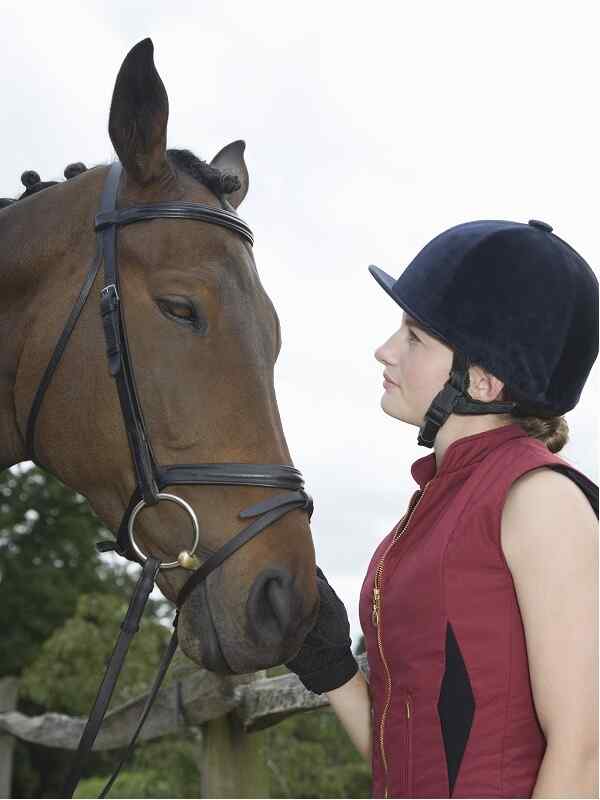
156,297,207,333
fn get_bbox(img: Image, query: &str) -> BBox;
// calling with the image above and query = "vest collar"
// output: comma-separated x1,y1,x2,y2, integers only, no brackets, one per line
411,422,528,489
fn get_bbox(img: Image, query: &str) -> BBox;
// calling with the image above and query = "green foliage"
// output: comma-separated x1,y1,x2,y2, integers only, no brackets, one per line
264,706,371,798
0,465,170,796
72,706,371,800
73,733,201,799
0,465,161,676
262,648,370,798
20,592,171,715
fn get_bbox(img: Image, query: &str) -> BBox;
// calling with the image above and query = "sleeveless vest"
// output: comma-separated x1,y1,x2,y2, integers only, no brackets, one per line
358,423,598,799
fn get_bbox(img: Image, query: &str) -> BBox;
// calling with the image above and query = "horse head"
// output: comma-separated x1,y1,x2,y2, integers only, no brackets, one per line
2,38,318,674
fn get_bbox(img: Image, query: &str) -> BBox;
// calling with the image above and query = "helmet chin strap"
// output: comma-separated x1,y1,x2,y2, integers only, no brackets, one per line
418,351,519,448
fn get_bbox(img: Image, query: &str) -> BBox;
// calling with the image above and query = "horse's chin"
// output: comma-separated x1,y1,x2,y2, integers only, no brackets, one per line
186,617,235,674
173,564,320,674
174,581,235,673
175,584,309,675
178,628,294,675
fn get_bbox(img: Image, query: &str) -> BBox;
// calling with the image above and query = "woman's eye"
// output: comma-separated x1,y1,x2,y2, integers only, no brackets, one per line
408,329,420,343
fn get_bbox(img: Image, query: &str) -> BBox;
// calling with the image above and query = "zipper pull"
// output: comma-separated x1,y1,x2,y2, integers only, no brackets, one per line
372,586,381,626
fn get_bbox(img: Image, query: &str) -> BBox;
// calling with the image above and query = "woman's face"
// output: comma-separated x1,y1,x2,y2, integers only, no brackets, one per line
375,312,508,429
374,313,456,426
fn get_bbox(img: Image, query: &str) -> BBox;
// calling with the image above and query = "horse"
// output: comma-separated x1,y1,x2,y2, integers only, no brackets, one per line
0,38,318,678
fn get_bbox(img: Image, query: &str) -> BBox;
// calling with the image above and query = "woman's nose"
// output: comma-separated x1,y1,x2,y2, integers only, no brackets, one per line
375,328,402,364
375,339,393,364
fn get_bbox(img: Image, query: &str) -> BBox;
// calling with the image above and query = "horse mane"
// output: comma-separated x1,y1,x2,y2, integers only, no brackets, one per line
0,149,241,208
166,149,241,196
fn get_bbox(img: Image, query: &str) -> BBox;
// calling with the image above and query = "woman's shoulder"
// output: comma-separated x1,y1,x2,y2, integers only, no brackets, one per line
501,466,597,566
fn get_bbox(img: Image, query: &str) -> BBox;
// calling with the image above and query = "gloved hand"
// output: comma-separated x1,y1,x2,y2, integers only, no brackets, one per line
285,566,358,694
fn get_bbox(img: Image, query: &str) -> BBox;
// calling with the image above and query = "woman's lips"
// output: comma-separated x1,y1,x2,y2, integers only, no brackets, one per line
383,374,399,389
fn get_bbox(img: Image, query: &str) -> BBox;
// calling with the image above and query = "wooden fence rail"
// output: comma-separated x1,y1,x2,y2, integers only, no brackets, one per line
0,653,369,798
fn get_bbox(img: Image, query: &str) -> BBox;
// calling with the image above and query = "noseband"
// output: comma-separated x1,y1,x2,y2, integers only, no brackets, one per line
24,162,313,797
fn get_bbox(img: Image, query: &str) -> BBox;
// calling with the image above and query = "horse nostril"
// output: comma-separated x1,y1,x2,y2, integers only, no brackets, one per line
266,574,292,633
246,567,295,645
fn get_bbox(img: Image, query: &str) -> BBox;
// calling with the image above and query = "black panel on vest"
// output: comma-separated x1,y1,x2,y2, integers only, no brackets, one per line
545,464,599,519
437,621,475,797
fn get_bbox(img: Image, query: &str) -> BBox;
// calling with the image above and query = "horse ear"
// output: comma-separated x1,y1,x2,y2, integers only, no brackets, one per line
210,140,249,208
108,38,170,186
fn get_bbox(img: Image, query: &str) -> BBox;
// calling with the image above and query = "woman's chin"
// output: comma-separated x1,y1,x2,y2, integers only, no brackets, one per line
380,394,402,417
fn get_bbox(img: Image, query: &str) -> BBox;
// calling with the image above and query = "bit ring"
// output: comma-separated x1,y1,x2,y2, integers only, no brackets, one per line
128,492,199,569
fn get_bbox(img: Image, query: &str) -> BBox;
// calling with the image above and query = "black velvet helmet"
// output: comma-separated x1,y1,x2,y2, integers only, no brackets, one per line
368,219,599,448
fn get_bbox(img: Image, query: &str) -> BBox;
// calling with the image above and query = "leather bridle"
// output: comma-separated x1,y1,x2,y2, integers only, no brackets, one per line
24,161,313,797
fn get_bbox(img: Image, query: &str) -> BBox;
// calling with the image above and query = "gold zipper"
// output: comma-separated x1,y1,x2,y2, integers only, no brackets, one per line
372,478,433,795
383,698,412,799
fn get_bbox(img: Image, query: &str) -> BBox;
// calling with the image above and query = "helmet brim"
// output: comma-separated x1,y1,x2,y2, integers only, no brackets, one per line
368,264,401,305
368,264,450,346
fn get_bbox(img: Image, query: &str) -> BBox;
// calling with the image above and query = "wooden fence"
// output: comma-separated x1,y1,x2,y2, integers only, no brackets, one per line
0,652,369,798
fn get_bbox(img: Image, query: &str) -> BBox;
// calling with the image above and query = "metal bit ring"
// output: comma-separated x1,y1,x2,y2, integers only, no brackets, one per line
128,492,199,569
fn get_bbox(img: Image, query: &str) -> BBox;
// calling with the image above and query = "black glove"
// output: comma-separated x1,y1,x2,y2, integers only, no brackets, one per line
285,566,358,694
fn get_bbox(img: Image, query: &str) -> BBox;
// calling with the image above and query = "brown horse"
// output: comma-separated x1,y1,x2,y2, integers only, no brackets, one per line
0,39,317,674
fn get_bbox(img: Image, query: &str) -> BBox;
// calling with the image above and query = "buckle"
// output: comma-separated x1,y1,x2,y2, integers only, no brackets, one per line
101,283,119,301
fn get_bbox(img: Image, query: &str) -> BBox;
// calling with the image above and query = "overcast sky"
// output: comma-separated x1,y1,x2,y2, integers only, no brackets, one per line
3,2,598,646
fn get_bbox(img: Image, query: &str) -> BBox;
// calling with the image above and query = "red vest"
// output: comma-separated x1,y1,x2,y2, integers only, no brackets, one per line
359,423,598,799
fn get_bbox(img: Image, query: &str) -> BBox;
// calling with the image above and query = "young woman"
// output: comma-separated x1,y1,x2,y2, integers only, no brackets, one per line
285,218,599,799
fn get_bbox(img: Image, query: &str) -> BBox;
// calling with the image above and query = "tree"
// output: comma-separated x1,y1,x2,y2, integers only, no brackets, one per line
261,639,371,798
264,707,371,798
0,465,170,797
20,592,170,715
0,464,165,676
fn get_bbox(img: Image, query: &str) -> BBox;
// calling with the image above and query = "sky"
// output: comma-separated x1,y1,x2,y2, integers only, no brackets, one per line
2,1,598,647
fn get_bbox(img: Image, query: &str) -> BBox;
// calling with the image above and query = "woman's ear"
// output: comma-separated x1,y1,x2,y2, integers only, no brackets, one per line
470,365,506,402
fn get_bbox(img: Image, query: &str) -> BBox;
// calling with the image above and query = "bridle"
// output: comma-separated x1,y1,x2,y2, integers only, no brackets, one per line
24,161,313,797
